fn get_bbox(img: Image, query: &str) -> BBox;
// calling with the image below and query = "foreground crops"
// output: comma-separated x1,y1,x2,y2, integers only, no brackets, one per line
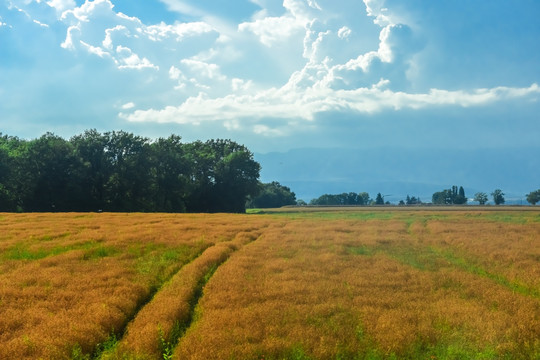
0,210,538,359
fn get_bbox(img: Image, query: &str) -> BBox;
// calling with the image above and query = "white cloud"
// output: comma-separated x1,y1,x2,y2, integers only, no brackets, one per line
46,0,76,14
169,65,188,90
6,0,539,150
231,78,253,92
61,0,114,23
168,66,182,80
102,25,127,49
239,15,305,47
337,26,351,39
80,40,110,58
50,0,540,134
120,83,540,129
56,0,218,75
144,22,215,42
180,59,225,81
121,102,135,109
115,45,159,70
306,0,322,11
253,124,286,137
362,0,392,26
61,24,80,49
32,19,49,28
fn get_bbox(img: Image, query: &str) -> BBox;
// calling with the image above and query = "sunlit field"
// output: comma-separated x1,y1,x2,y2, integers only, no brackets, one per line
0,209,538,359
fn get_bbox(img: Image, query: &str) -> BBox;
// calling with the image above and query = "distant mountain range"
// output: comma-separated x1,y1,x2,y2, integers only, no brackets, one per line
254,147,540,204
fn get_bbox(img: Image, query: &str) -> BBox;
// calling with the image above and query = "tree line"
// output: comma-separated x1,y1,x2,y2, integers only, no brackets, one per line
305,187,540,207
0,130,261,213
308,192,422,206
1,131,538,212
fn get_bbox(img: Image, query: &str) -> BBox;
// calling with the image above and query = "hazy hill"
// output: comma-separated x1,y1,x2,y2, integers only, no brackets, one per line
255,147,540,204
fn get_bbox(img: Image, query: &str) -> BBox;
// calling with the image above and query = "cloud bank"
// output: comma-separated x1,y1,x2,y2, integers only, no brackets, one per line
1,0,539,149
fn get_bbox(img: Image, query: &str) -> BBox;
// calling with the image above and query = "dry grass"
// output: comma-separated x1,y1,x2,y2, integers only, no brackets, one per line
0,213,266,359
175,211,540,359
111,229,266,359
0,210,538,359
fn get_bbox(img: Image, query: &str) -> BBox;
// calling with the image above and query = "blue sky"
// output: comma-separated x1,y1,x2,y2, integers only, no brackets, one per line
1,0,539,155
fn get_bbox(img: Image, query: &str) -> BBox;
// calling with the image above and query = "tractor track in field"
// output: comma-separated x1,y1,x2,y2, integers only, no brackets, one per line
94,226,270,359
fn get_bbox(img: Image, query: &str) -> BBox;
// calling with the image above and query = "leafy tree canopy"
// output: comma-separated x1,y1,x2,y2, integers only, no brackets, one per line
0,131,260,213
247,181,296,208
432,186,467,205
526,189,540,205
491,189,505,205
310,192,371,206
473,192,489,205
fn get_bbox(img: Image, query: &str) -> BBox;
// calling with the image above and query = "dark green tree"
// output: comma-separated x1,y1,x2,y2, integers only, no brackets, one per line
432,190,451,205
70,130,111,211
358,192,370,205
526,189,540,205
375,193,384,205
309,192,371,206
247,181,296,208
346,192,359,205
0,135,33,211
104,131,153,211
455,186,467,204
0,131,262,213
0,136,14,211
474,192,488,205
184,139,260,213
149,135,188,212
25,133,80,211
432,186,466,205
491,189,505,205
406,195,421,205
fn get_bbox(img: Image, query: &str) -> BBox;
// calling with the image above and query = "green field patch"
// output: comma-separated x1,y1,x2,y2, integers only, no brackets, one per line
344,245,374,256
38,232,71,241
249,209,396,221
6,244,50,260
81,246,119,260
4,240,109,261
430,247,540,298
382,246,447,272
483,212,530,224
133,242,209,290
376,241,539,298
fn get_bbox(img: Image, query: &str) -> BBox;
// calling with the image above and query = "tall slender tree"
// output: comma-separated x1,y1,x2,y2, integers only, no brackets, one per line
491,189,505,205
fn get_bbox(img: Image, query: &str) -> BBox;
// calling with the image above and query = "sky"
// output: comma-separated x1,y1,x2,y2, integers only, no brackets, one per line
1,0,540,155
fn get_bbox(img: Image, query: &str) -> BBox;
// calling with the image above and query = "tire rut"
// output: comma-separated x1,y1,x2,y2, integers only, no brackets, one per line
98,227,267,359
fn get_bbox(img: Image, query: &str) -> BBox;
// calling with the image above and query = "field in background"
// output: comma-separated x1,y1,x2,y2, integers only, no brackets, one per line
0,209,538,359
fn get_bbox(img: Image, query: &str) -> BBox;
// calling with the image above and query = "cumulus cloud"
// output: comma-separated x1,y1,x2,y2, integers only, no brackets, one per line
46,0,76,13
144,22,215,42
239,14,305,47
115,45,158,70
58,0,218,72
120,81,540,127
121,102,135,109
61,24,80,49
113,0,540,138
180,59,225,81
5,0,539,147
337,26,351,39
81,40,110,58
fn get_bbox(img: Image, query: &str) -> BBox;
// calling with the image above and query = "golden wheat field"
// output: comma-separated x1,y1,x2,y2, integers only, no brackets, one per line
0,208,538,359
